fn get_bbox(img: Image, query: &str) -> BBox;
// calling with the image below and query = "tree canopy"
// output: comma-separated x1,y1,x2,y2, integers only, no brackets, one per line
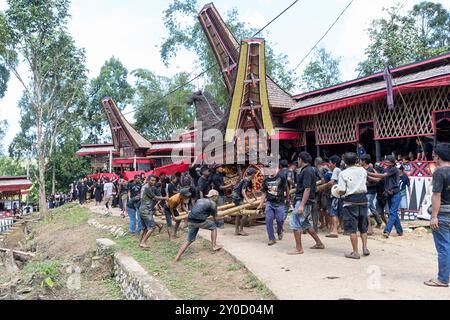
160,0,297,108
301,48,342,91
84,56,134,141
357,1,450,76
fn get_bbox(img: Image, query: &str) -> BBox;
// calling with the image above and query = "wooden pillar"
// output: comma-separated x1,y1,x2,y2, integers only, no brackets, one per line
375,140,381,162
316,145,321,158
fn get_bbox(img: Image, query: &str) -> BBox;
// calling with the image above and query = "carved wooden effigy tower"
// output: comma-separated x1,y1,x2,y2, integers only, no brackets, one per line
198,3,297,144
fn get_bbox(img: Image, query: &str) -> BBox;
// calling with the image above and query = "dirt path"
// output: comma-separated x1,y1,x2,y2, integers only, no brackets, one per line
198,222,449,300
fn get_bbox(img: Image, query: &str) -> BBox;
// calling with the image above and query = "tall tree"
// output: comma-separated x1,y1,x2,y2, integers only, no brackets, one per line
301,48,342,91
0,0,87,217
85,56,134,142
0,120,7,154
411,1,450,58
160,0,297,108
133,70,195,140
357,1,450,76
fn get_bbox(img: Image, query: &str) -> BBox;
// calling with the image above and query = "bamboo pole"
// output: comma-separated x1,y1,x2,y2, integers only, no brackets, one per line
0,248,35,258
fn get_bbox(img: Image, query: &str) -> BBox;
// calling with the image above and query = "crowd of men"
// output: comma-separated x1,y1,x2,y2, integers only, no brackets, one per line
70,142,449,288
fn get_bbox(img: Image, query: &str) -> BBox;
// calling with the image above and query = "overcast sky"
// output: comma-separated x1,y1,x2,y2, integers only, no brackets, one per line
0,0,447,152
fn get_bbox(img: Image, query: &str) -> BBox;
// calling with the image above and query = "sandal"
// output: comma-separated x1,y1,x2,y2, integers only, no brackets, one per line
344,252,360,259
363,248,370,256
424,279,448,287
310,244,325,249
326,234,338,238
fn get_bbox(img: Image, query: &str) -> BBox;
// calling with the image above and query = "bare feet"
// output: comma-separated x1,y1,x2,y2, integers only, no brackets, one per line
236,231,248,236
212,245,223,251
139,244,151,249
287,250,304,255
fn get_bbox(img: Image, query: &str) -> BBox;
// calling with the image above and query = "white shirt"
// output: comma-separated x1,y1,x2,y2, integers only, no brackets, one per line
337,166,367,197
103,182,114,197
331,167,341,182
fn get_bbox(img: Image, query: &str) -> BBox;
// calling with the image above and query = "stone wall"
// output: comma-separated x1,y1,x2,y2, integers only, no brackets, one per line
95,238,175,300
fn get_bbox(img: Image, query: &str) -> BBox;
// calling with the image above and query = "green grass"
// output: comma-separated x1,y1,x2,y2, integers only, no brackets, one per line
20,259,62,287
37,204,91,229
226,262,244,271
100,278,125,300
113,232,210,300
245,274,276,299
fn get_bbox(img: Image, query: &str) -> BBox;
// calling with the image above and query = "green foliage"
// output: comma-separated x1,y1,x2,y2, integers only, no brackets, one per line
37,203,90,229
357,1,450,76
85,56,134,141
133,69,195,140
21,260,62,287
0,155,26,176
0,120,8,154
160,0,297,109
0,0,88,211
301,48,342,91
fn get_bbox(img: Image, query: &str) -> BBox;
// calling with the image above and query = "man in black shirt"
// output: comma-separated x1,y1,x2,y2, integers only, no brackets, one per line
231,168,258,236
368,155,403,238
361,155,383,233
288,152,325,254
212,165,233,205
175,190,222,262
197,167,211,199
424,143,450,287
258,167,289,245
167,175,179,198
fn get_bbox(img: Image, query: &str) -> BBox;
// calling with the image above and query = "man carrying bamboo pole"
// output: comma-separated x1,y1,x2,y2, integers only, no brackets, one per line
288,152,325,254
258,165,289,245
231,168,258,236
164,188,191,240
138,175,167,249
175,189,222,262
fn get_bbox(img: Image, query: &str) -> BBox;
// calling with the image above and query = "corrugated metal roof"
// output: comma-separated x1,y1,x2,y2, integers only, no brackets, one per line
76,145,118,156
290,65,450,111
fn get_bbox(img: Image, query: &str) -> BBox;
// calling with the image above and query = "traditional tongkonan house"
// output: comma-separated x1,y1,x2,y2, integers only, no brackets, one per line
0,176,32,233
75,98,194,175
283,54,450,220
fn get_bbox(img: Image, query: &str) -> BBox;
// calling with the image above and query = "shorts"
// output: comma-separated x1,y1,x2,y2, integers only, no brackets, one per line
289,201,313,231
342,204,368,234
164,206,179,227
400,194,408,209
319,193,329,211
329,197,343,218
139,210,156,230
232,192,243,206
187,220,217,242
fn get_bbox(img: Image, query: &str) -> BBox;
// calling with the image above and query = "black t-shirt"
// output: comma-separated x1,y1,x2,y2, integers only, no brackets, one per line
384,166,400,194
295,165,316,204
262,174,287,204
128,182,142,198
432,167,450,205
188,198,217,223
233,177,252,199
366,167,377,194
127,195,140,209
167,182,178,197
212,173,225,196
119,182,128,195
197,176,211,198
399,175,410,193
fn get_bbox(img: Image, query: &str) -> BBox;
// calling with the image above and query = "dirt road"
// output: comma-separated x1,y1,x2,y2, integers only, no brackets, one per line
199,222,449,300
